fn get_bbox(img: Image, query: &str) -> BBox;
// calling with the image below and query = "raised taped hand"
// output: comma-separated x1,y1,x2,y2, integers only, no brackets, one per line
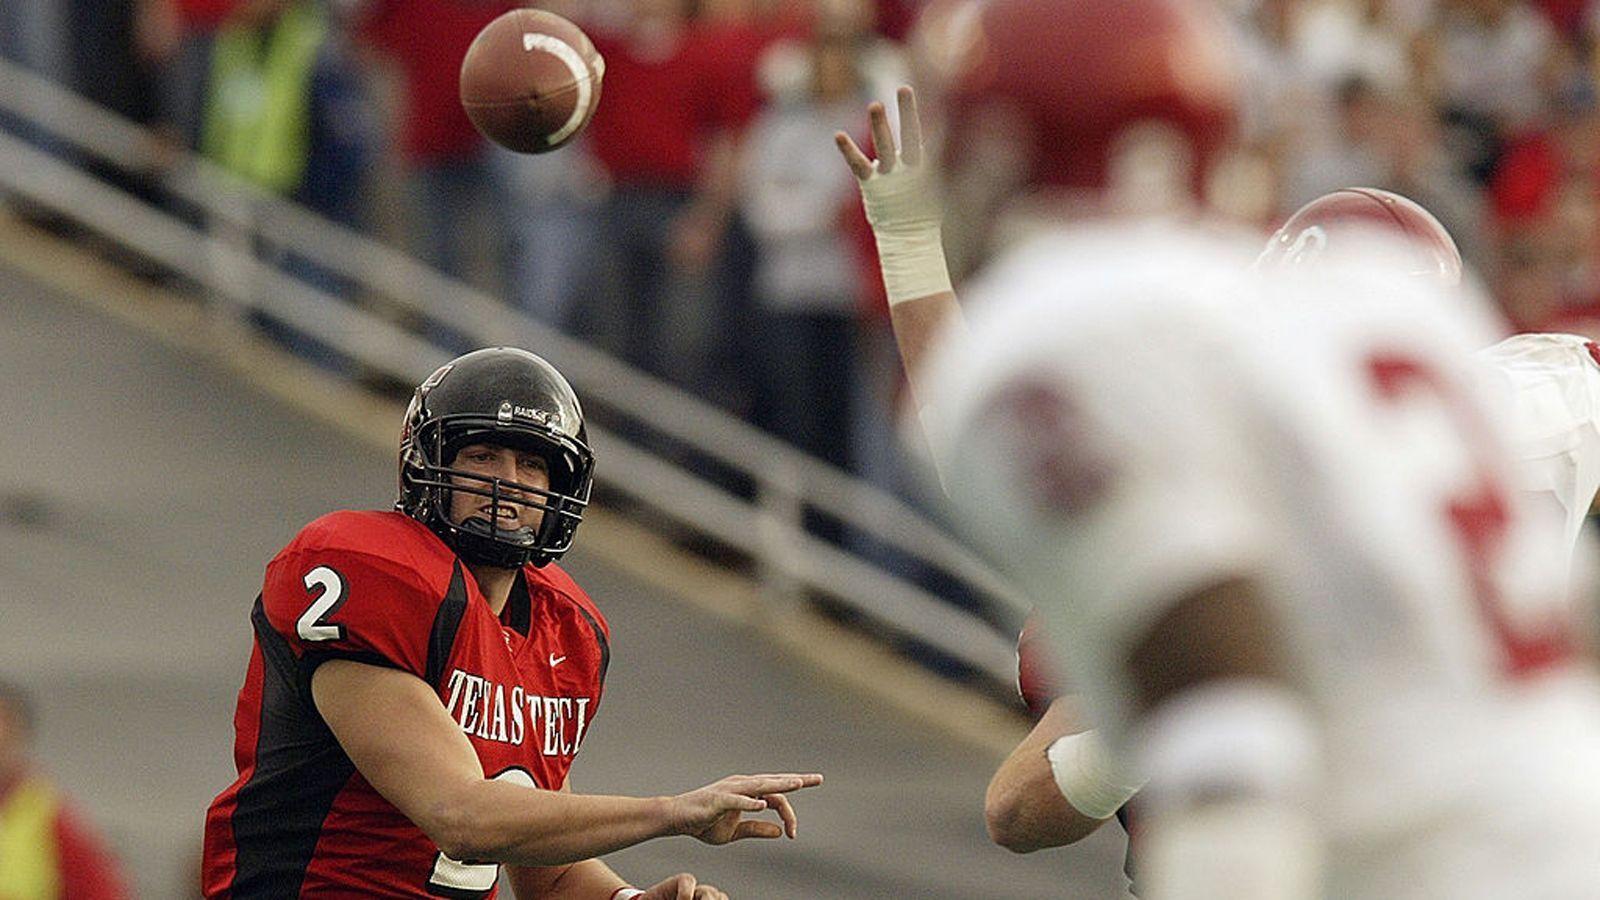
833,85,954,306
834,86,942,237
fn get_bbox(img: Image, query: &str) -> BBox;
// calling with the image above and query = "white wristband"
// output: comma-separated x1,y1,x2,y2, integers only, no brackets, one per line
1133,682,1323,900
609,889,645,900
875,227,953,306
1137,798,1322,900
1046,730,1145,820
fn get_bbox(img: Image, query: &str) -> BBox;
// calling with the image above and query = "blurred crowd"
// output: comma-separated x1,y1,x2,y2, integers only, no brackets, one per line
1228,0,1600,339
8,0,1600,484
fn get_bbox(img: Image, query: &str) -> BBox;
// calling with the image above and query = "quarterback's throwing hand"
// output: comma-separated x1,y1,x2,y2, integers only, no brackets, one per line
671,773,824,844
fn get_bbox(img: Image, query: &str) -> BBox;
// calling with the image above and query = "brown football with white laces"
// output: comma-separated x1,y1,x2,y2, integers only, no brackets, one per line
459,8,605,154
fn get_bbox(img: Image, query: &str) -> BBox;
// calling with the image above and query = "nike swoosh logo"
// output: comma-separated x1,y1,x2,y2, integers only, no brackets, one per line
548,653,567,668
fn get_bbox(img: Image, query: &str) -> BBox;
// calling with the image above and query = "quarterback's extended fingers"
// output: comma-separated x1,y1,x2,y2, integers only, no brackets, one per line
897,86,923,167
745,768,825,787
764,792,799,838
834,131,875,180
722,793,768,813
735,773,824,796
869,100,897,173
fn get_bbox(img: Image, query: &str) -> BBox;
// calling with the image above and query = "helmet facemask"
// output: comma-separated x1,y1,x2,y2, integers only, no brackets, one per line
402,413,592,569
396,348,596,568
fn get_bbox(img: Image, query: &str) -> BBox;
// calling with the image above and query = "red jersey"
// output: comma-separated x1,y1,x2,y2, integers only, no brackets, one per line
357,0,513,164
584,24,760,188
202,510,610,898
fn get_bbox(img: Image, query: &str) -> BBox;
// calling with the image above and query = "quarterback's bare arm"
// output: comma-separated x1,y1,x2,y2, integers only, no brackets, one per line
504,782,732,900
312,659,820,867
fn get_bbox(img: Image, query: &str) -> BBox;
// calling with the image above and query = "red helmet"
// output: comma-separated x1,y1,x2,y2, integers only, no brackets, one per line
922,0,1240,199
1257,188,1463,286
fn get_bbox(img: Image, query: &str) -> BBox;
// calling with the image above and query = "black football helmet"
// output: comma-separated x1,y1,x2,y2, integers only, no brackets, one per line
398,347,594,568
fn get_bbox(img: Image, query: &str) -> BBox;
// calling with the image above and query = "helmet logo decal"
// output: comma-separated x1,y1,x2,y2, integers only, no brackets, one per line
497,401,554,427
517,406,552,426
420,363,453,393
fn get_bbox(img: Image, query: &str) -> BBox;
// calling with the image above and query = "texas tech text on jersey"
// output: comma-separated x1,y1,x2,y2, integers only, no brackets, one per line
443,667,596,756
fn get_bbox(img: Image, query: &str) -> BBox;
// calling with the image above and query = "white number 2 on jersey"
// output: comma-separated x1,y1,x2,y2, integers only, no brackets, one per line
297,566,348,642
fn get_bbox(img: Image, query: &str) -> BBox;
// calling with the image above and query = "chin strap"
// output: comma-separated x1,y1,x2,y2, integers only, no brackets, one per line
444,517,539,569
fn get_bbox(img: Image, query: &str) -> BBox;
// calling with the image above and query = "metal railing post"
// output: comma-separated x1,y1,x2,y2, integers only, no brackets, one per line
755,458,806,613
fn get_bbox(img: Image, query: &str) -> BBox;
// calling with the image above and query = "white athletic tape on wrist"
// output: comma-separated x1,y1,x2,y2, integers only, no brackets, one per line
609,889,645,900
875,229,953,306
1045,730,1145,820
858,155,951,306
1134,681,1324,900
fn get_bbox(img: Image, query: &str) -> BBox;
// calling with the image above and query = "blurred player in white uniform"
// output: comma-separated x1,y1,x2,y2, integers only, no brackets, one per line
1480,333,1600,556
979,230,1600,899
835,0,1600,896
1261,187,1600,583
838,0,1242,874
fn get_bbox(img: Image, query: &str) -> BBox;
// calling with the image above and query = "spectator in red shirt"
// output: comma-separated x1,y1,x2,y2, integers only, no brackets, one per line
357,0,514,290
0,679,133,900
1488,85,1600,335
573,0,762,407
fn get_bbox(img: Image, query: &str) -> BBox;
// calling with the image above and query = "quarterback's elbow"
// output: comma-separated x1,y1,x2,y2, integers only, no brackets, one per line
420,795,504,863
421,787,576,867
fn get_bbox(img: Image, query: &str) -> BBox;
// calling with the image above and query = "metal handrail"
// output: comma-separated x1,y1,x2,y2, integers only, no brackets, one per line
0,57,1026,685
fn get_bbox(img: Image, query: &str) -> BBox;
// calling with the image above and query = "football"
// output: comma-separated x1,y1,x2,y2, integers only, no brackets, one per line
459,8,605,154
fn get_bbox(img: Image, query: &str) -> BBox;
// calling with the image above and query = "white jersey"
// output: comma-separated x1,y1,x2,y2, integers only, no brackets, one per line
1476,333,1600,554
924,223,1600,899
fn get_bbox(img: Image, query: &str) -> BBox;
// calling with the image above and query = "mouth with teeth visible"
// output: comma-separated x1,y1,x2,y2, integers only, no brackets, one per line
483,505,522,523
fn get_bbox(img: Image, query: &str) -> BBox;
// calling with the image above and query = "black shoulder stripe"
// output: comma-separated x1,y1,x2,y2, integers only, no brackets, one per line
572,603,610,689
426,562,470,687
237,595,356,895
507,569,532,636
252,595,312,712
